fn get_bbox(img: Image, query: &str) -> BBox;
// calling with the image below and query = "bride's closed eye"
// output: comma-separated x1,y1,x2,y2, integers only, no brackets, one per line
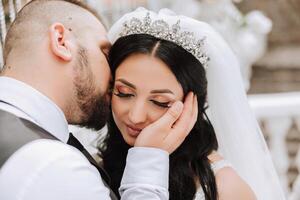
114,90,170,108
150,100,171,108
150,95,174,109
113,87,134,98
113,86,172,109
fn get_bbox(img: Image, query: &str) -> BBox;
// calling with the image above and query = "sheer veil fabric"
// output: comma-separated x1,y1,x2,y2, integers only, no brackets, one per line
108,7,286,200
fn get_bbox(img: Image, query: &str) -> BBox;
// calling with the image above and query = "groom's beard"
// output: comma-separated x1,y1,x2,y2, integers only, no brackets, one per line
73,46,110,130
77,90,110,131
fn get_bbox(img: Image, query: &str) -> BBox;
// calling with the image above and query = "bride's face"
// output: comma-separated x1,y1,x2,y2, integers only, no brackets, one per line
111,53,184,146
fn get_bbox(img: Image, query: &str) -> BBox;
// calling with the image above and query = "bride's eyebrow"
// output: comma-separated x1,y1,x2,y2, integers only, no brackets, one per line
115,79,136,89
115,79,174,94
151,89,174,94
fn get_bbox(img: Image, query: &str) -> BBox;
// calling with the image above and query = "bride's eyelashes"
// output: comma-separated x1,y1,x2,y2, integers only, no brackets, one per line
113,88,171,109
113,89,134,98
113,85,134,98
150,100,171,108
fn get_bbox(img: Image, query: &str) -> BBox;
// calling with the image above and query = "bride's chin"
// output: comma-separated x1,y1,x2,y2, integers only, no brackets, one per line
123,135,136,146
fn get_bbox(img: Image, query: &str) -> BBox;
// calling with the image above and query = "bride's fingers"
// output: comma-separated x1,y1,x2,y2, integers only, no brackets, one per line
171,92,194,131
188,94,198,131
134,100,184,151
134,92,196,154
165,92,195,150
152,101,184,131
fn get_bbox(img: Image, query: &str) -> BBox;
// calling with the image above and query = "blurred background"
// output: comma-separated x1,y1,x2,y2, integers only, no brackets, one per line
0,0,300,199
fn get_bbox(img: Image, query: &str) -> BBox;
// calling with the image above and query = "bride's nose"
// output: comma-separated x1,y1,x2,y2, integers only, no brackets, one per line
128,100,147,125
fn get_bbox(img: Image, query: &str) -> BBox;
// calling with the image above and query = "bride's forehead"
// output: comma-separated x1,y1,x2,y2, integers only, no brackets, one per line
114,55,183,93
116,54,172,75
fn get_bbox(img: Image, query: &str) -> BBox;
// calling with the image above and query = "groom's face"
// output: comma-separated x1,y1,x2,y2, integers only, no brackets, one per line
71,19,111,130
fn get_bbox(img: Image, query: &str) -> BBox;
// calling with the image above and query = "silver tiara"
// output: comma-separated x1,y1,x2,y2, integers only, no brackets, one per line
120,13,210,69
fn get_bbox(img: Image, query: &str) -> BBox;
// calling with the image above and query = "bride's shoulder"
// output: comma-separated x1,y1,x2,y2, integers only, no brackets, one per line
215,167,257,200
208,153,257,200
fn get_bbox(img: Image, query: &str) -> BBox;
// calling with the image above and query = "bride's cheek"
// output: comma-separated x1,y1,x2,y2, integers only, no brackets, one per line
148,108,168,124
112,97,130,116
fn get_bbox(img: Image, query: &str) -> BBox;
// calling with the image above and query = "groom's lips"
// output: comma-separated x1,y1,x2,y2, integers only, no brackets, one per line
126,124,143,137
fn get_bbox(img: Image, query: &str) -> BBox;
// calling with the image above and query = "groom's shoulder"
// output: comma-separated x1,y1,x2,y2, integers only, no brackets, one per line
3,139,90,170
0,139,108,199
3,139,91,168
0,139,102,186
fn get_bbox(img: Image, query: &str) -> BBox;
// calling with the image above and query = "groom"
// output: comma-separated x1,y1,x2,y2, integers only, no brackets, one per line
0,0,197,200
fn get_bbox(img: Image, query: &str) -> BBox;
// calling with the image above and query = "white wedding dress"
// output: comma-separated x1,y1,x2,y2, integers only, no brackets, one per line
194,160,232,200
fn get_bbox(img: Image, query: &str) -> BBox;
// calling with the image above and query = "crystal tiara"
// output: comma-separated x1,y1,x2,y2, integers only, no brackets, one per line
119,12,210,69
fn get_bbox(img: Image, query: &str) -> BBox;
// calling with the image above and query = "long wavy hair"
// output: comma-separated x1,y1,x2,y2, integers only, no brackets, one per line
98,34,219,200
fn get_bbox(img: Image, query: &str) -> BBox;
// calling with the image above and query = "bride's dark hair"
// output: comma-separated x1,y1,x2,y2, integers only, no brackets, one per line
98,34,219,200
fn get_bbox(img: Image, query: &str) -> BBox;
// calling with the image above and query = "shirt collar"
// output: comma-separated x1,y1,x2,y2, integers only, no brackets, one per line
0,77,69,143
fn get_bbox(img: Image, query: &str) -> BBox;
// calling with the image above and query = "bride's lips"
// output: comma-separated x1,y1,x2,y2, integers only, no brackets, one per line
126,124,142,137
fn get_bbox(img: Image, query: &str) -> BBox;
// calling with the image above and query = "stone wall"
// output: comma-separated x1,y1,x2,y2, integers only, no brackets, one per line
238,0,300,46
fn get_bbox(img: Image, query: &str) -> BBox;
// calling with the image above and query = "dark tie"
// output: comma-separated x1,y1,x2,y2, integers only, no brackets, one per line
67,133,118,199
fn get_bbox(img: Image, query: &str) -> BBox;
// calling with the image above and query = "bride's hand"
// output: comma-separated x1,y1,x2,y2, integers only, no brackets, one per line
134,92,198,154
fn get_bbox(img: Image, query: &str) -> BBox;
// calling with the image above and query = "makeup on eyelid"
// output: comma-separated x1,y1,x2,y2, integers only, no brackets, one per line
113,84,176,107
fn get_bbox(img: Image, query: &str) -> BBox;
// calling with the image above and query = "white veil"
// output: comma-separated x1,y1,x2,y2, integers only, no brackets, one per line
108,8,285,200
205,24,285,200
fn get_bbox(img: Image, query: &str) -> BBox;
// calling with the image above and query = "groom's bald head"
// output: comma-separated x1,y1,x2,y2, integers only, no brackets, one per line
4,0,103,64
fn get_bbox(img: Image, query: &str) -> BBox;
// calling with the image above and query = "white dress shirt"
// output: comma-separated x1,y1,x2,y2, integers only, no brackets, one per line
0,77,169,200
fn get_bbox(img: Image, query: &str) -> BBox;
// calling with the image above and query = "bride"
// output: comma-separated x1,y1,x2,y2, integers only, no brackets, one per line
98,7,285,200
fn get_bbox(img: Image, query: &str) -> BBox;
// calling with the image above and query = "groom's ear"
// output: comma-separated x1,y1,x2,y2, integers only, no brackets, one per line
49,23,73,62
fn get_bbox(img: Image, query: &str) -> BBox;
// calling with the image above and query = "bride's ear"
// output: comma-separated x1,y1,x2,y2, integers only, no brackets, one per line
49,23,73,62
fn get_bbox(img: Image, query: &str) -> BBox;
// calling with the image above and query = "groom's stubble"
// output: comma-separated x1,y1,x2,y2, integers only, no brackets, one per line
69,45,110,130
